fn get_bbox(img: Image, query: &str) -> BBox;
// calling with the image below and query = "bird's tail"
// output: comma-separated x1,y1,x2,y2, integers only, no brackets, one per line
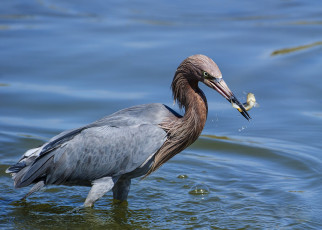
5,147,44,188
6,161,27,174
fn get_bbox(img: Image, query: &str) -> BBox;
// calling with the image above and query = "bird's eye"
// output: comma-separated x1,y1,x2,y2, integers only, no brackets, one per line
203,71,209,78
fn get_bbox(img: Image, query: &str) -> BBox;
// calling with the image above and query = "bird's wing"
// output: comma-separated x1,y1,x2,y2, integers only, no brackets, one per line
40,103,171,156
16,123,167,187
9,103,174,188
5,126,87,176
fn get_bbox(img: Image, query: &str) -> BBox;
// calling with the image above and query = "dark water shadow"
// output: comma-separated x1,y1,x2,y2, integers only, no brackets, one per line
6,199,151,230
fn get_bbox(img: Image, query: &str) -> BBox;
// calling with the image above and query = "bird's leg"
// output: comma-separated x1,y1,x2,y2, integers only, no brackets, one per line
21,180,45,200
112,177,131,201
84,176,118,207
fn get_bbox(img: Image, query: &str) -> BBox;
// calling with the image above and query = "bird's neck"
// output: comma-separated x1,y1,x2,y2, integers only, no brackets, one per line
176,75,208,143
144,74,208,177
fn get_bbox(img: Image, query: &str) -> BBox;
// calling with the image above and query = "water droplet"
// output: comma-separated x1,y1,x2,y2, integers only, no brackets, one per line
189,183,210,195
238,126,247,132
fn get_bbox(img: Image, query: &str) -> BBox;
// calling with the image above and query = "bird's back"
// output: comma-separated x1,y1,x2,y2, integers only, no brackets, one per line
7,103,179,188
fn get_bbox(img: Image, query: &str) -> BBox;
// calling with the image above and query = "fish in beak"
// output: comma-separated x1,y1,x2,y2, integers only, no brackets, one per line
204,77,251,120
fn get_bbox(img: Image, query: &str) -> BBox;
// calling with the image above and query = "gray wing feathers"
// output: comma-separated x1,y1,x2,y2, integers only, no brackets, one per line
40,127,86,156
8,103,171,188
90,103,171,127
15,152,54,188
46,124,166,185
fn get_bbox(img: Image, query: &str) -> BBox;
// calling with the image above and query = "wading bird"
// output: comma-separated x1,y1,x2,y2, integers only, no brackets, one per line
6,54,250,207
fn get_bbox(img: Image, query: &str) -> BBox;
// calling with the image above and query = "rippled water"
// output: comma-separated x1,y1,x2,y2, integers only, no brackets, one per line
1,0,322,229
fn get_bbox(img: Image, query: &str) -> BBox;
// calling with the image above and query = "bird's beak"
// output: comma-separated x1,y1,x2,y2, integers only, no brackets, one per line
204,78,251,120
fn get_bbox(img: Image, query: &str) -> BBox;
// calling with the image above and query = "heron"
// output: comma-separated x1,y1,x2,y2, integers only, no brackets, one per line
6,54,250,207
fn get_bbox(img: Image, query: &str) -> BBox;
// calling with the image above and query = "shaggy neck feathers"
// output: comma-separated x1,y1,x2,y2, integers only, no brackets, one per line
145,71,208,176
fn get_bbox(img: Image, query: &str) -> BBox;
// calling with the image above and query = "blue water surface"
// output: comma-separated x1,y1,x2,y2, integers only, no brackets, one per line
1,0,322,229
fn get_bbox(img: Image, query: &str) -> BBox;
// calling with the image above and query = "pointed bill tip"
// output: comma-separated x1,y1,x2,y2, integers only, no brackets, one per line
230,95,251,121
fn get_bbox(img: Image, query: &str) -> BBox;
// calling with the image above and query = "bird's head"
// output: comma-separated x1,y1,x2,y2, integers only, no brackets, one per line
175,54,251,120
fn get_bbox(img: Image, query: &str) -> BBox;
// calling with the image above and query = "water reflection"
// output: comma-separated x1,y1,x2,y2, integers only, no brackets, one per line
271,41,322,56
5,82,147,100
290,20,322,25
9,199,152,229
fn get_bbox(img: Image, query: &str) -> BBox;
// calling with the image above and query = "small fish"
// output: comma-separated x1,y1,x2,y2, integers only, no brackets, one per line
232,93,257,112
